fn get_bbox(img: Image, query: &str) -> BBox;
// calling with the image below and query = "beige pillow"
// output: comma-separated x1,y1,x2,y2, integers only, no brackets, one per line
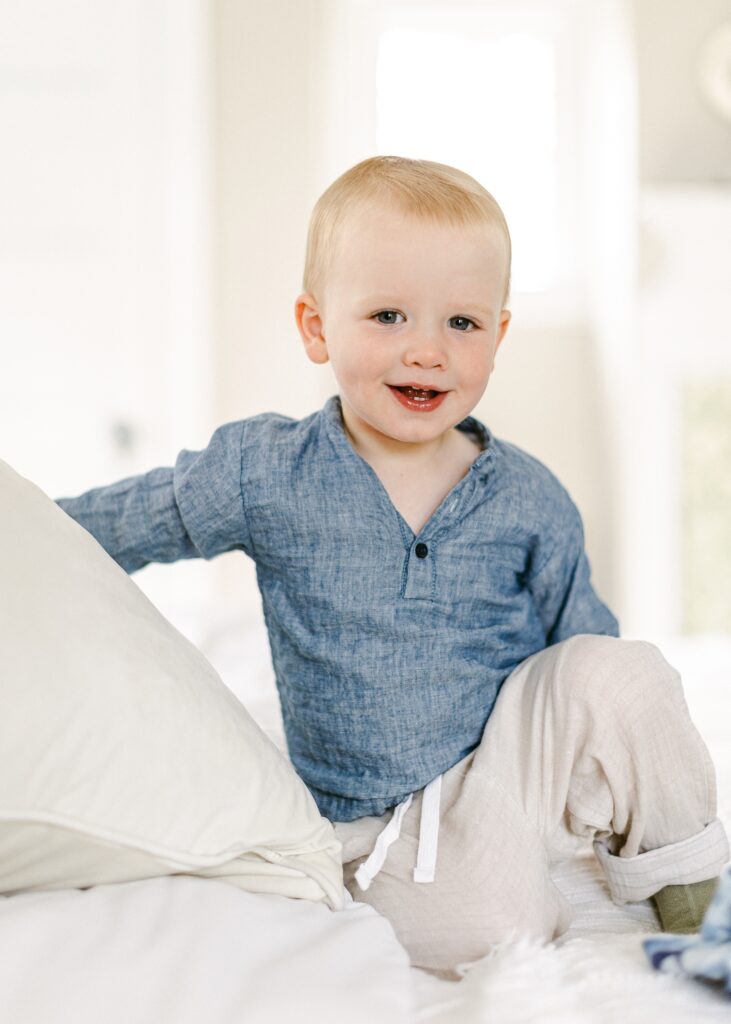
0,459,343,909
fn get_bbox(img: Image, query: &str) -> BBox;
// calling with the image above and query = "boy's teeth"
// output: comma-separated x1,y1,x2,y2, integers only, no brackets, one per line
402,386,437,399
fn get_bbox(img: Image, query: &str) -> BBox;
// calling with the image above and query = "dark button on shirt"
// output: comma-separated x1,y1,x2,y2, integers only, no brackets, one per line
415,542,429,559
56,394,619,822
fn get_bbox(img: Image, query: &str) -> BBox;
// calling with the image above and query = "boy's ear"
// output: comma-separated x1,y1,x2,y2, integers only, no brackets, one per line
495,309,511,353
294,293,329,365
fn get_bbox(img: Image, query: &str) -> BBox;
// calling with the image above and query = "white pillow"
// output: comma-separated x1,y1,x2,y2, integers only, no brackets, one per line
0,459,343,909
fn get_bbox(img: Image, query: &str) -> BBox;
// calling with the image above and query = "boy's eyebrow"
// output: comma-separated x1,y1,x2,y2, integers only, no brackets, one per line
357,295,496,316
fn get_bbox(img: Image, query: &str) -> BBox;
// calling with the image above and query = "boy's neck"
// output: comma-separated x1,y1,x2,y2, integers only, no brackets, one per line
340,406,477,476
349,430,452,472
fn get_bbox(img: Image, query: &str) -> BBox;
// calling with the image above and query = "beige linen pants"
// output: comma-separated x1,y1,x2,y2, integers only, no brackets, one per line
333,635,729,975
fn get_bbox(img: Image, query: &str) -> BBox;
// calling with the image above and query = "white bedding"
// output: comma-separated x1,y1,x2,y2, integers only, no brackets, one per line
2,620,728,1023
0,876,413,1023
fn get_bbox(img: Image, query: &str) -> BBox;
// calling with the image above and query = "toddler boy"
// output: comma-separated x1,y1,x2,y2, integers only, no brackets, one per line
57,156,728,976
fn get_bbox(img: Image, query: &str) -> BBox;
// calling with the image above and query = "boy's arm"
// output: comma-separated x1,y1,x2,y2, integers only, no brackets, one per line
526,498,619,645
56,421,252,574
56,467,198,573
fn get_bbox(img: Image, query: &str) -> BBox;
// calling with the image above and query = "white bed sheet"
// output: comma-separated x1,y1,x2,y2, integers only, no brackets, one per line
0,875,414,1024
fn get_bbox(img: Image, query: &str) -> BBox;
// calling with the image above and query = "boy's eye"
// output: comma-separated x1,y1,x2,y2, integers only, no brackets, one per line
450,316,477,332
372,310,404,325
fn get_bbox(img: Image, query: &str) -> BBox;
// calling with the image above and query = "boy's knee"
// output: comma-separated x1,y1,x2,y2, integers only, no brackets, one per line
345,863,561,975
552,634,683,710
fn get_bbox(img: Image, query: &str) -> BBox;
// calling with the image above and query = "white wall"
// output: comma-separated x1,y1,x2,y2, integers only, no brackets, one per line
212,0,330,426
631,187,731,635
635,0,731,184
0,0,217,639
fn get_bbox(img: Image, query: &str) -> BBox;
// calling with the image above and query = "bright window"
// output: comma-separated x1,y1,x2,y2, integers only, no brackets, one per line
375,13,569,294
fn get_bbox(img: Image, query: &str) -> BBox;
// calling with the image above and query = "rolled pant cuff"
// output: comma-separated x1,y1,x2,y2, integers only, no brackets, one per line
593,818,730,904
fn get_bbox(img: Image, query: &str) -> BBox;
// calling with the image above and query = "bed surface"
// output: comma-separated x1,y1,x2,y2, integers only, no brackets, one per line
0,874,413,1024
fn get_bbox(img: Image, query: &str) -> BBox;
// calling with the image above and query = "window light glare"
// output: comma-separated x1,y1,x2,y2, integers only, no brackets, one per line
376,28,559,292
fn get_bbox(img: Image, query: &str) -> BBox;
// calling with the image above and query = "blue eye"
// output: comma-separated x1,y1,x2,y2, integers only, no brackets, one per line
450,317,477,332
373,310,404,325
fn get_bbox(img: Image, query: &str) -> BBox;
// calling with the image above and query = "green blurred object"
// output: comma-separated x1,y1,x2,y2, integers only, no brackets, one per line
652,877,720,934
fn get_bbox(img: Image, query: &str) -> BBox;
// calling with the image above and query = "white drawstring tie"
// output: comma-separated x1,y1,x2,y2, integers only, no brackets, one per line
354,774,442,892
413,772,442,883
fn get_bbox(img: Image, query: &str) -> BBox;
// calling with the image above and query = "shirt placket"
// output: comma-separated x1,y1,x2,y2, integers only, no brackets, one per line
403,535,436,599
401,465,488,601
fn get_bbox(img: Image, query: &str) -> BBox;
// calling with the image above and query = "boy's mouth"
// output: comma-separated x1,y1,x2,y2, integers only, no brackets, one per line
391,385,442,401
387,384,448,412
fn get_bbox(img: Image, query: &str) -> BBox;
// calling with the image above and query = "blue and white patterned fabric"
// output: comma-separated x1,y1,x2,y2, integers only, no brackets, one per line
644,867,731,995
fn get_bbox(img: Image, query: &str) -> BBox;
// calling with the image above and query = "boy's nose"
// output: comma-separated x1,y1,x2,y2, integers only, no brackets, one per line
403,336,448,370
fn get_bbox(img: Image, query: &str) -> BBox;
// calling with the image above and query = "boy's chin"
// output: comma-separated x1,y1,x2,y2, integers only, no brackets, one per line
341,396,461,449
374,418,458,448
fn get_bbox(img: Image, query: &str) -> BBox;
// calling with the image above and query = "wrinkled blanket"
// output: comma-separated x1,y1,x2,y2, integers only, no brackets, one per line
644,867,731,995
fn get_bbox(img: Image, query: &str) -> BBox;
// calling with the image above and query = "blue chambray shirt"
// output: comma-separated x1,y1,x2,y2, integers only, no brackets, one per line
57,395,619,822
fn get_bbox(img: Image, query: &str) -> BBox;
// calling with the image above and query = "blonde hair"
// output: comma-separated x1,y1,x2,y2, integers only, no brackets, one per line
302,155,512,306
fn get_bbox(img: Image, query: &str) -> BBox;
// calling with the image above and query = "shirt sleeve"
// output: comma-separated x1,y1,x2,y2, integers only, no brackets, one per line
527,496,620,644
55,420,252,574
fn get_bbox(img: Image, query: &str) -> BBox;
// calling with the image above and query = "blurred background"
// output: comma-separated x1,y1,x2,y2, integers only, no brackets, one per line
1,0,730,675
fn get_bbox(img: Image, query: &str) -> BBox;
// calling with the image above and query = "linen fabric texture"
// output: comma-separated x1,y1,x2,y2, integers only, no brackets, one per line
57,395,619,823
335,635,730,976
0,458,343,908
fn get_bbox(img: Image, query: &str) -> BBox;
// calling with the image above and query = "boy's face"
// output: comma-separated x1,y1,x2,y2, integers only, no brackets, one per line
295,202,511,458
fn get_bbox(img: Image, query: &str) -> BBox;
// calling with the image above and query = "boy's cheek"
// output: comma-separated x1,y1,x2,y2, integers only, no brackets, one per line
464,352,495,386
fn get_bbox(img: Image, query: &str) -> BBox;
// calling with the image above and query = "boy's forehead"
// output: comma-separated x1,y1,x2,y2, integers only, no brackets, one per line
331,204,508,297
340,200,498,243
